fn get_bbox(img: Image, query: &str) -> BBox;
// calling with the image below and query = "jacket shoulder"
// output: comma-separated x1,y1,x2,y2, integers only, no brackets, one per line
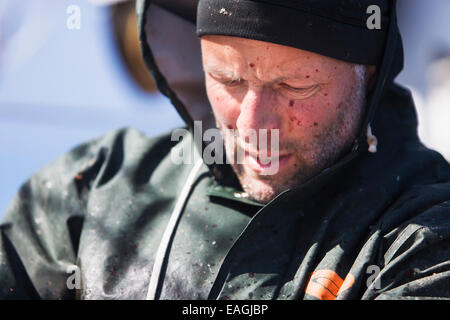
0,127,179,298
3,127,177,219
364,181,450,299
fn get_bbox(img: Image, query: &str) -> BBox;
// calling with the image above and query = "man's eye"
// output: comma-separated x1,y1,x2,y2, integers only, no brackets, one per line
209,74,243,87
279,83,320,97
221,79,243,87
280,83,313,92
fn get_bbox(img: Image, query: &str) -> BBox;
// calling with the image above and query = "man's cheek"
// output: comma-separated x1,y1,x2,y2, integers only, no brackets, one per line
303,99,340,129
211,99,240,127
286,105,327,135
206,81,227,109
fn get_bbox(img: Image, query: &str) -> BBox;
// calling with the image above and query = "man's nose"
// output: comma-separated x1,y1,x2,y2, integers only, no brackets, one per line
236,86,282,142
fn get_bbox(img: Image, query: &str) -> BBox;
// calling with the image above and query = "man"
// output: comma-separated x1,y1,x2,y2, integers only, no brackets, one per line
1,0,449,300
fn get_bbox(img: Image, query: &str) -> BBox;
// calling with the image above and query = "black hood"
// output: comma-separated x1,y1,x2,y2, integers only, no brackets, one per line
136,0,407,182
197,0,390,65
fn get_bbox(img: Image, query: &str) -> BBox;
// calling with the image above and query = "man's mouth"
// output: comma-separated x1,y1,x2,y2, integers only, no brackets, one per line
244,151,293,174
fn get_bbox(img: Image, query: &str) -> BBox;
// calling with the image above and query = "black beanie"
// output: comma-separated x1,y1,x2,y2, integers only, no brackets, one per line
196,0,390,65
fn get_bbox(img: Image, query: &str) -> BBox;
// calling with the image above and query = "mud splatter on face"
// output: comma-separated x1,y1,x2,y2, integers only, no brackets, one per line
290,116,302,126
202,35,368,204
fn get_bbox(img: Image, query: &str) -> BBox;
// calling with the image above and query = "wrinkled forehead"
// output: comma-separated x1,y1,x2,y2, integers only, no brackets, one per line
200,34,355,83
200,35,340,65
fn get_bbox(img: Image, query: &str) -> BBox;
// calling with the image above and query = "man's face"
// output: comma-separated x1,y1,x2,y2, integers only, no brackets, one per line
201,35,370,203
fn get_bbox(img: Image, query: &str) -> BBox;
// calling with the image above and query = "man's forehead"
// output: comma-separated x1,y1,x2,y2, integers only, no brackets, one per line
201,35,336,64
201,35,311,55
201,35,339,79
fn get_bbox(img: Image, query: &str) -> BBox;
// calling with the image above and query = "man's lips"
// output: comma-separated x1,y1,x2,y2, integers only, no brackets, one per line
244,151,293,173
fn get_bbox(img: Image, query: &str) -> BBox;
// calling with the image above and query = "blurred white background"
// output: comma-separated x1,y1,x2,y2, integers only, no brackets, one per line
397,0,450,161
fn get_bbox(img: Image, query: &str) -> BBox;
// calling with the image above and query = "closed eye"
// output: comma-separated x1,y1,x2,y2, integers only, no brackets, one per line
280,83,317,92
208,73,244,87
278,83,321,98
222,79,244,87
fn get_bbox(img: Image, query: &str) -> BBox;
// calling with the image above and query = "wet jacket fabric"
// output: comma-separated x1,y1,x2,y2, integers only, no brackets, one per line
1,1,450,300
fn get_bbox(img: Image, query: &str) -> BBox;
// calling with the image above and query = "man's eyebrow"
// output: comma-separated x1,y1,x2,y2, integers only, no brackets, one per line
204,67,314,83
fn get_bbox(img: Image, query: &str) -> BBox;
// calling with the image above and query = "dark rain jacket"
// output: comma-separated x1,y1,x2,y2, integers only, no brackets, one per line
1,0,449,300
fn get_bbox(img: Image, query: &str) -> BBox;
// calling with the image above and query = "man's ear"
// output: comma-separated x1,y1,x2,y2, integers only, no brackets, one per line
366,65,377,93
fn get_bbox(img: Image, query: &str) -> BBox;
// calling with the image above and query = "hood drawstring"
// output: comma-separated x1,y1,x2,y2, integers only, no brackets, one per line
146,158,204,300
366,123,378,153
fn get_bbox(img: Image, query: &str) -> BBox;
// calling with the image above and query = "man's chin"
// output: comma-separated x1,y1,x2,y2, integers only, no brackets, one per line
240,179,280,204
236,168,294,204
232,160,318,203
